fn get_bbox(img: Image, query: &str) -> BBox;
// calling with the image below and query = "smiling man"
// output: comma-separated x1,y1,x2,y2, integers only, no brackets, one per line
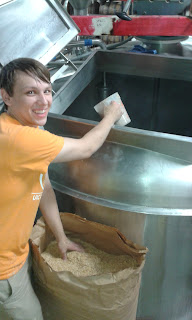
0,58,123,320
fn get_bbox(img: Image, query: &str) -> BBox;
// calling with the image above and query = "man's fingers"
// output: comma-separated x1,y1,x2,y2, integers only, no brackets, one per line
62,251,67,260
70,242,84,253
75,243,84,253
58,239,84,260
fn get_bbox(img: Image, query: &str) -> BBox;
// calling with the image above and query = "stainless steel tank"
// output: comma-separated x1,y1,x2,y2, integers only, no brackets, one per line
45,114,192,320
47,51,192,320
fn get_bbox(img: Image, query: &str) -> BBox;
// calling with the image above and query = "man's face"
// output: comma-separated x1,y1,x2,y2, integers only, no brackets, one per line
1,71,52,127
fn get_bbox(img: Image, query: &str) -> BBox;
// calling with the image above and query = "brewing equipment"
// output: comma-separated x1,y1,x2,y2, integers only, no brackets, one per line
47,50,192,320
68,0,92,15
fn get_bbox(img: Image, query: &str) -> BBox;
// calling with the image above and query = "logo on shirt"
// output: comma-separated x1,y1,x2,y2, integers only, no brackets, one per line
32,173,44,201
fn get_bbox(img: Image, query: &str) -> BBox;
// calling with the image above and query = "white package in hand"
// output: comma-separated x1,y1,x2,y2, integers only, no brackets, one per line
94,92,131,126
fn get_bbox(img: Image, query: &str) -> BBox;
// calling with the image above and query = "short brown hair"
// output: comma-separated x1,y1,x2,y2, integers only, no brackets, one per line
0,57,50,96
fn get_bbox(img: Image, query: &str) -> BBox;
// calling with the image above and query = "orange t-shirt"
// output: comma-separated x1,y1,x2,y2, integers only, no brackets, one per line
0,113,64,279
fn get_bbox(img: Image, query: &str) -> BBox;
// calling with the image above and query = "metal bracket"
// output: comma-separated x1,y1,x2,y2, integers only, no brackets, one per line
50,52,77,83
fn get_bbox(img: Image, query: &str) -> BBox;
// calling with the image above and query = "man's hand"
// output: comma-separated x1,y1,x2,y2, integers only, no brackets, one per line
57,237,84,260
103,101,124,124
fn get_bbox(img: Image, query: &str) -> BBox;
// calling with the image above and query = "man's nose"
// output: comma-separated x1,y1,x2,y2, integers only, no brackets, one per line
37,93,48,105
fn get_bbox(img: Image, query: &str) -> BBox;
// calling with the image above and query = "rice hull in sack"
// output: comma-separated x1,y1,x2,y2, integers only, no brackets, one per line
30,212,148,320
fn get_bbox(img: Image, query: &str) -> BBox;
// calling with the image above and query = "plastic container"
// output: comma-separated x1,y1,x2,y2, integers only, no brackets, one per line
94,92,131,126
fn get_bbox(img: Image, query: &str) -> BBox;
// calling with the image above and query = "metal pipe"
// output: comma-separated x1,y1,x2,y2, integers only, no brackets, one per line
49,52,91,64
59,52,78,71
48,61,83,67
92,39,107,50
107,36,133,50
124,0,132,13
67,39,107,50
63,0,69,12
71,52,91,61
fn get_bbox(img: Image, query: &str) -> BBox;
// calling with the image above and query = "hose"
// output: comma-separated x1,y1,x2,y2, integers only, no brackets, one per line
106,36,133,50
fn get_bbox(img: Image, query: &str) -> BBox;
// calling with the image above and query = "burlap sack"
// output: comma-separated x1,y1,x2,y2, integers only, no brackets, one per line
30,212,148,320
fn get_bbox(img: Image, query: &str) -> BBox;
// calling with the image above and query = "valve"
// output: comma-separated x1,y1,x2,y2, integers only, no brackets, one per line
116,0,132,21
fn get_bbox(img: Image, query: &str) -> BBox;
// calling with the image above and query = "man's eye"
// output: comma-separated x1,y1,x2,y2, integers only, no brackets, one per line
45,89,51,94
27,91,34,95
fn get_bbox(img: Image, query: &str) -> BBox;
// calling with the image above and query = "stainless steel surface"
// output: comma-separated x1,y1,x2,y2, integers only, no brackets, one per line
51,145,192,214
45,114,192,320
0,0,13,5
64,71,192,136
51,52,97,114
48,51,192,319
132,0,190,15
51,50,192,115
47,114,192,216
51,50,192,138
0,0,79,66
136,36,188,55
50,63,75,84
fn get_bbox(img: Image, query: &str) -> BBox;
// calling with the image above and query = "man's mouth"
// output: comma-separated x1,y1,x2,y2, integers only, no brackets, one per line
33,109,47,114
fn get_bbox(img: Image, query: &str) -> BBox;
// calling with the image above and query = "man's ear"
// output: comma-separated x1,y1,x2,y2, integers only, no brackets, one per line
1,88,12,107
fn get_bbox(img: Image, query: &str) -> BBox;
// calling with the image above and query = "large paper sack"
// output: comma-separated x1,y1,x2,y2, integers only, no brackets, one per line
30,212,147,320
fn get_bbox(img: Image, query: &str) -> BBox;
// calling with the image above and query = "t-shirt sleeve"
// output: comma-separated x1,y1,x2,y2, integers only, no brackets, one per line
11,126,64,173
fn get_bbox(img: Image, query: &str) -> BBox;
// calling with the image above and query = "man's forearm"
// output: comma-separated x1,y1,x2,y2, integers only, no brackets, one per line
39,173,67,243
39,173,84,259
80,112,116,156
53,102,123,163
